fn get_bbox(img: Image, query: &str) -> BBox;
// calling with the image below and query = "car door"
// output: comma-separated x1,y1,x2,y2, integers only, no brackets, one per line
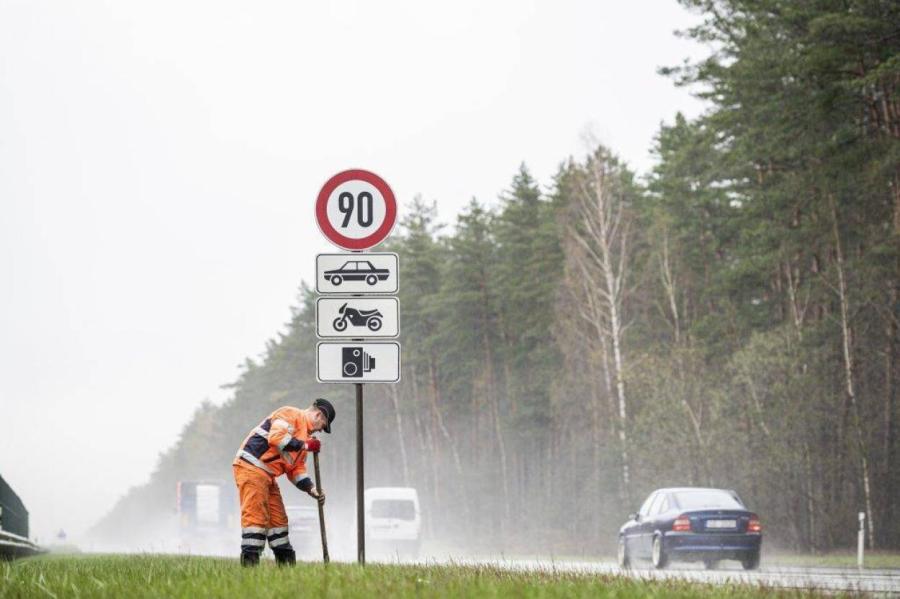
646,493,671,545
639,492,666,557
631,492,657,558
624,492,654,558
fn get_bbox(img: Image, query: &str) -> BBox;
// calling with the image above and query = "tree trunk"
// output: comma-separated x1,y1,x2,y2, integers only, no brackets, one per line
411,368,438,537
886,168,899,542
830,197,876,548
479,279,511,525
804,442,816,552
428,355,470,520
569,157,633,504
388,383,411,486
597,325,617,437
607,264,631,504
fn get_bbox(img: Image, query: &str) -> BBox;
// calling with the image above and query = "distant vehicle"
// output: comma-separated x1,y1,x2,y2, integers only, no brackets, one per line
617,487,762,571
323,261,390,286
176,480,237,554
285,504,319,554
0,474,29,538
333,302,383,332
365,487,421,557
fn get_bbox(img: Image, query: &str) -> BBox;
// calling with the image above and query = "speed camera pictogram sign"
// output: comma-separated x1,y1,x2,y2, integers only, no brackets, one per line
315,169,397,250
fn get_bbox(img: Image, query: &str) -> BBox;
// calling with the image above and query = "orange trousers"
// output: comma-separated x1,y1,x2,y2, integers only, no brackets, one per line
233,461,292,553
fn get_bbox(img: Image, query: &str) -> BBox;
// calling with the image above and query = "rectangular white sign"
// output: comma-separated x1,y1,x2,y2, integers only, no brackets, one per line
316,253,399,294
316,342,401,383
316,297,399,338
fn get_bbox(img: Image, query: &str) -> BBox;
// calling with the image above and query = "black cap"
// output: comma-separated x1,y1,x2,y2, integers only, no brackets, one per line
314,398,335,434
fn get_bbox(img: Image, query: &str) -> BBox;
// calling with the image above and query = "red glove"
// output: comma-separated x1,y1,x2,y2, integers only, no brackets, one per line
305,438,321,452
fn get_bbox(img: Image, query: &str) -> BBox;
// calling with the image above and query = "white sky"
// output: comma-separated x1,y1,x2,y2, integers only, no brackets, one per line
0,0,707,542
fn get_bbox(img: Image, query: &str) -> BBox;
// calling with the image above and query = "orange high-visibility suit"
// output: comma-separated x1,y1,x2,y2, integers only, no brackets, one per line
233,406,314,557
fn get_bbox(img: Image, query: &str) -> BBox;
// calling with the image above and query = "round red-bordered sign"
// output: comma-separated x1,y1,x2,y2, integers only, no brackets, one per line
315,169,397,250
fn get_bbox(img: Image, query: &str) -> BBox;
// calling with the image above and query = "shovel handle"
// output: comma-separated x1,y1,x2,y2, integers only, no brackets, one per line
313,451,330,563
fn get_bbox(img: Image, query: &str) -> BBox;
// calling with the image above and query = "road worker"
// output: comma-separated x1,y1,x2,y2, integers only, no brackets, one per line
232,398,336,566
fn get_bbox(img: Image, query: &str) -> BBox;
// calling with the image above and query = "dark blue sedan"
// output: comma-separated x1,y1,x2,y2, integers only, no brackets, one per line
617,487,762,570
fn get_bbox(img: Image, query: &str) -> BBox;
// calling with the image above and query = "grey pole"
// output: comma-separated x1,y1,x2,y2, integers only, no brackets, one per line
858,512,865,569
357,382,365,565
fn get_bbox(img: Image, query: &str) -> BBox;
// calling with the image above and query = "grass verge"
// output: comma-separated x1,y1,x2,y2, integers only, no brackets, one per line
0,554,839,598
765,551,900,570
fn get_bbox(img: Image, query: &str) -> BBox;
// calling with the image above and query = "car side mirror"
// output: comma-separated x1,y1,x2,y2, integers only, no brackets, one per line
629,513,640,522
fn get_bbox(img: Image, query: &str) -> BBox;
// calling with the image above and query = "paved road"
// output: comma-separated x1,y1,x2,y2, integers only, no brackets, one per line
412,557,900,595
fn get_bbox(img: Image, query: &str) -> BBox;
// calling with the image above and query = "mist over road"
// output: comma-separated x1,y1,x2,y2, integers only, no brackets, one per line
405,557,900,595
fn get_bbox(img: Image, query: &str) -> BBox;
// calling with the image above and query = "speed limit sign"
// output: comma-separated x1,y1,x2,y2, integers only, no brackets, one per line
315,169,398,251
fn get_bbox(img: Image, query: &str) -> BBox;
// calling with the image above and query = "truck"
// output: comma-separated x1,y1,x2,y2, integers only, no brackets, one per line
0,474,40,559
365,487,421,558
176,480,237,555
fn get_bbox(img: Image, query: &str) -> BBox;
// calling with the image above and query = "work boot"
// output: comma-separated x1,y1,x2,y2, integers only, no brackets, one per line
273,548,296,566
240,550,260,567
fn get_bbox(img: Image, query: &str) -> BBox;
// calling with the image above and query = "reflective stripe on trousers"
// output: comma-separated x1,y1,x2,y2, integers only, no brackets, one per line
240,526,292,550
241,527,267,549
267,526,291,548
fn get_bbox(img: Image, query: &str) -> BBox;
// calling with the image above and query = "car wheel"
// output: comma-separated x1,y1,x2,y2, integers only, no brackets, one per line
367,317,382,332
332,275,343,286
617,536,631,569
366,274,377,285
703,559,719,570
741,551,760,571
651,535,669,570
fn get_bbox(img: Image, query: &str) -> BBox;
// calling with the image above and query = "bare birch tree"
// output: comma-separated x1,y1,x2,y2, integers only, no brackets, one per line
566,149,633,502
829,195,876,548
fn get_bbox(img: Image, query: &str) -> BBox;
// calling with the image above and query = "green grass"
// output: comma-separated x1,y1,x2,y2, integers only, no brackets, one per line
0,555,836,598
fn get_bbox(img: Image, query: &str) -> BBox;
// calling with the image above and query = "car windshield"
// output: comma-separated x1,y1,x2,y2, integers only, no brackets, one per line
673,490,743,510
341,262,356,270
370,499,416,520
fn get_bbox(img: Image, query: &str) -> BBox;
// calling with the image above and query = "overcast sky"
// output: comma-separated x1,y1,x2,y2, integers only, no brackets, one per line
0,0,707,542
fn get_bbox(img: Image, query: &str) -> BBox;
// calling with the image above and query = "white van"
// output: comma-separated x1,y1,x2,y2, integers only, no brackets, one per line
364,487,421,557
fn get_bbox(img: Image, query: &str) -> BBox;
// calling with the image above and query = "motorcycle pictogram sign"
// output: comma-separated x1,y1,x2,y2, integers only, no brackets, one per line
316,297,399,338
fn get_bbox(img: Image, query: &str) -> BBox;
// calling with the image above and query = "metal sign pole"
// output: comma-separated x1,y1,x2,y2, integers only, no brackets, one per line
357,382,365,565
314,169,398,568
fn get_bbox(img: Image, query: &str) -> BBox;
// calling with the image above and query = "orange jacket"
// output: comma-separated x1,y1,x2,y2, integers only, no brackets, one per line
233,406,312,489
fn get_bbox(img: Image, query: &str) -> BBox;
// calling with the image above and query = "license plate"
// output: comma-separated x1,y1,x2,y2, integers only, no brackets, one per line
706,519,737,529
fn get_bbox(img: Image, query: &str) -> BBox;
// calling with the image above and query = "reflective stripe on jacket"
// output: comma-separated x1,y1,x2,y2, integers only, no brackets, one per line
233,406,312,486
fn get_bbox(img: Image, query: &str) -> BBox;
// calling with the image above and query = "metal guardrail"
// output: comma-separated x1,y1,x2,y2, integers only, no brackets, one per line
0,529,42,560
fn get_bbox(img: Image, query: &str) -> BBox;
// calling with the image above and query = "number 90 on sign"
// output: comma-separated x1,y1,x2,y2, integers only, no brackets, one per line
328,181,383,237
316,169,397,251
338,190,373,228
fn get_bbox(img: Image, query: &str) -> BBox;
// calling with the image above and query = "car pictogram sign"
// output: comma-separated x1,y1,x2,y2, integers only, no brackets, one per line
316,253,399,294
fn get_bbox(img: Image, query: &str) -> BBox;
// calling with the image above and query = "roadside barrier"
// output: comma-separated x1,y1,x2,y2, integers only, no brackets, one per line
0,474,41,559
0,529,42,560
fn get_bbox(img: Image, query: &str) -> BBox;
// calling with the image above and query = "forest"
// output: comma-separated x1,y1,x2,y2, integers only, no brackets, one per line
92,0,899,553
